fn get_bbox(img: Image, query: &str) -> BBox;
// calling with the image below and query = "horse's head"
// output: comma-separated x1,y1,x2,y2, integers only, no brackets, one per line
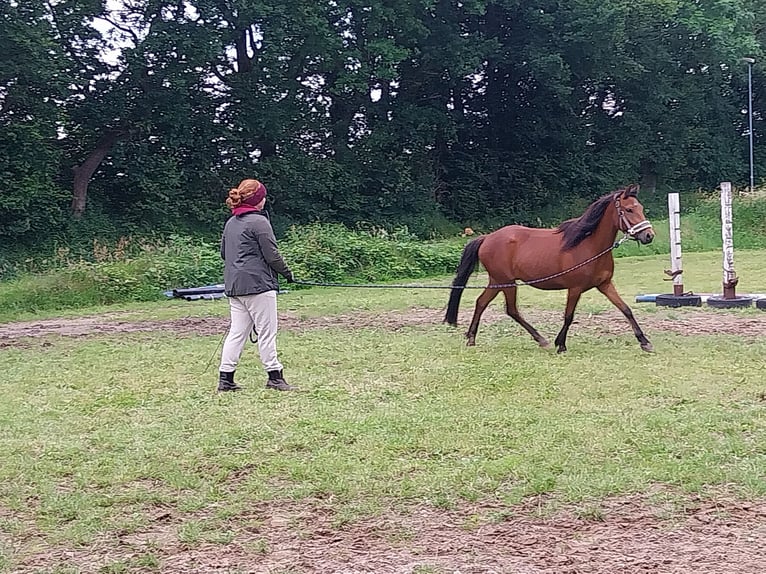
615,184,654,244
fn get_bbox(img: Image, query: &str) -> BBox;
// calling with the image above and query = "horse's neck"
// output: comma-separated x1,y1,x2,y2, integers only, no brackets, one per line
588,209,619,249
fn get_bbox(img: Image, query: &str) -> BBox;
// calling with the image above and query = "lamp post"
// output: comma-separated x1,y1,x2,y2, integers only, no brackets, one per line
742,57,755,192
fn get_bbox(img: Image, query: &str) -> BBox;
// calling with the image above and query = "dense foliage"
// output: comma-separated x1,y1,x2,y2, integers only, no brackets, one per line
0,0,764,255
2,193,766,317
0,224,467,315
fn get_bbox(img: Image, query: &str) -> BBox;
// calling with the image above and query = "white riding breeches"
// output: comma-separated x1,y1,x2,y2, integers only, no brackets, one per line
219,291,283,373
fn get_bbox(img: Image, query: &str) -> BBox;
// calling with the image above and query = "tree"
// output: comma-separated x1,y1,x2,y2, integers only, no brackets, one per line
3,0,766,252
0,0,72,242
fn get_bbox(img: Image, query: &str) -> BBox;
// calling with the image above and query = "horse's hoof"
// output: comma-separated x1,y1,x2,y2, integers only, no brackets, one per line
466,340,476,347
538,339,551,349
556,346,567,354
641,342,654,353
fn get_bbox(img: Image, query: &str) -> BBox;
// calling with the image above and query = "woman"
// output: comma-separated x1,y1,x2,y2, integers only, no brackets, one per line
218,178,296,392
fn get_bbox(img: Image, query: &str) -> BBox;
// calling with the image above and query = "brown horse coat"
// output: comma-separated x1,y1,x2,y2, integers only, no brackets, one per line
444,184,655,353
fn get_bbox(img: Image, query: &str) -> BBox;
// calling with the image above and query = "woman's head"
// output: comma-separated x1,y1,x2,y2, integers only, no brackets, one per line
226,179,267,210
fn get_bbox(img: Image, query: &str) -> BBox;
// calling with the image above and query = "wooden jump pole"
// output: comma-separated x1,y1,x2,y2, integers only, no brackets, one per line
667,192,683,295
720,182,738,299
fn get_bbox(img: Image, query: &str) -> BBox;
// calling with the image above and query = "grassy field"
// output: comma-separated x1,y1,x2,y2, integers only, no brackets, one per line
1,250,766,572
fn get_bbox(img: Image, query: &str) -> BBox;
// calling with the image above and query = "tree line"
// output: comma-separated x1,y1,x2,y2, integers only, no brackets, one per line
0,0,763,249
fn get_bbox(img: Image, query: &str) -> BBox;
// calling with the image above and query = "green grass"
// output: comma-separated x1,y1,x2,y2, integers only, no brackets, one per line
615,206,766,258
1,250,766,570
2,248,764,324
4,193,766,318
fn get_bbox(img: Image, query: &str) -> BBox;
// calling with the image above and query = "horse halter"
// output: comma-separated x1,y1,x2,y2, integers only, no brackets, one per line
614,195,653,237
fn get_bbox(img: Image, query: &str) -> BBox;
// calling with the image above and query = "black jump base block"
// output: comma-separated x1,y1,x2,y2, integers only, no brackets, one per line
655,294,703,308
707,296,753,309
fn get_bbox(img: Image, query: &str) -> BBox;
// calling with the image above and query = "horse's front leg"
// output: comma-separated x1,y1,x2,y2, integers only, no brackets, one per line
597,280,653,352
554,287,583,353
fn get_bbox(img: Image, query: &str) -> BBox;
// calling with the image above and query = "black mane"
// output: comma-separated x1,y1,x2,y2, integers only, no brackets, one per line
555,193,614,251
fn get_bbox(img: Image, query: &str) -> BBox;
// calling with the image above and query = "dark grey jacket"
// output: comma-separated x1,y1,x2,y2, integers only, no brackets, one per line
220,211,292,296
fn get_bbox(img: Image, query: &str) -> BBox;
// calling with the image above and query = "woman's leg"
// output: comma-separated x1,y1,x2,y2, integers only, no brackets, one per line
240,291,283,373
219,296,254,373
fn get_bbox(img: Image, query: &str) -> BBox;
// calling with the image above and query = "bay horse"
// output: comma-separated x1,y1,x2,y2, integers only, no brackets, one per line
444,184,655,353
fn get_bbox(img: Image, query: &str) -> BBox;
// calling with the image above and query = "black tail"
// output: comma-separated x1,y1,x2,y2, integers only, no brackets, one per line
444,236,485,326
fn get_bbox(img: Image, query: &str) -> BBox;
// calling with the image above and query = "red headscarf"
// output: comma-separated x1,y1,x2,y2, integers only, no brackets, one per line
228,180,267,216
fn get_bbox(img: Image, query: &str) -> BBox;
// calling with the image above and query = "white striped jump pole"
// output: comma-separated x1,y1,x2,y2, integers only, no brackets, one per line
720,182,738,299
667,193,683,295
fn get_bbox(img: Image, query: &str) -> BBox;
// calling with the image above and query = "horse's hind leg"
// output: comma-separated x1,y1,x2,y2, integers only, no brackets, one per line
502,287,550,348
554,287,583,353
465,286,500,346
597,280,653,352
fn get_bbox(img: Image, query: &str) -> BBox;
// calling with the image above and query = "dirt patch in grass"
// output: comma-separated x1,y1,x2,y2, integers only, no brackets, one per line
3,306,765,572
9,492,766,573
1,306,765,347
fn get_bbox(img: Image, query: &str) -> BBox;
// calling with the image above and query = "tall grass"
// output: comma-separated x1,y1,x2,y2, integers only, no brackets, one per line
596,194,766,258
0,226,466,318
281,223,464,282
2,194,766,318
0,236,223,317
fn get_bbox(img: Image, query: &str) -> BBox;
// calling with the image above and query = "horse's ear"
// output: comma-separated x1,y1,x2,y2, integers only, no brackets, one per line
624,184,640,197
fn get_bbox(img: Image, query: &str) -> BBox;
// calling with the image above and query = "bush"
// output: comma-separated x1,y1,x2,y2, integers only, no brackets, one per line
613,193,766,258
4,193,766,318
146,235,224,289
0,235,225,317
0,226,467,317
280,223,465,284
0,267,103,316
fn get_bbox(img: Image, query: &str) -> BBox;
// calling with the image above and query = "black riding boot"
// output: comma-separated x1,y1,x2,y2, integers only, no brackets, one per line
217,370,241,392
266,369,297,391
